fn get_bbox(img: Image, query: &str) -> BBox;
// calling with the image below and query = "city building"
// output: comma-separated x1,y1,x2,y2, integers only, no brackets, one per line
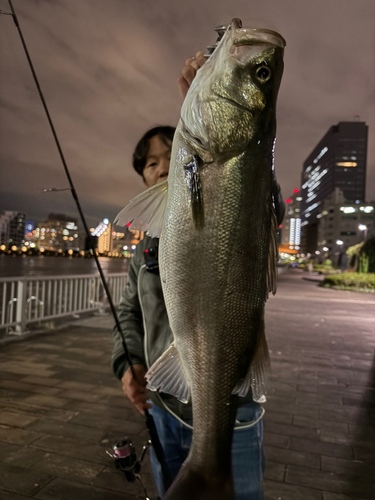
36,213,80,251
301,121,368,252
115,228,145,256
112,230,133,255
0,211,27,249
94,219,113,254
316,188,374,256
280,189,302,254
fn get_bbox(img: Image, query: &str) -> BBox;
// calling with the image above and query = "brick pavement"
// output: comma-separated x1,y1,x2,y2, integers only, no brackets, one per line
0,269,374,499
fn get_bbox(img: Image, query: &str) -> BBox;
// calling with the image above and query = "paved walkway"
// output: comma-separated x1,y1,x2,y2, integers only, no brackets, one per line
0,270,374,500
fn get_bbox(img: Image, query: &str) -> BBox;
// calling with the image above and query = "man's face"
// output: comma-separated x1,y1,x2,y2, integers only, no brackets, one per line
143,135,171,188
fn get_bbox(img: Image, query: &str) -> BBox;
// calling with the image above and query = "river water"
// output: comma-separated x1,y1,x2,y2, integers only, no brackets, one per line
0,255,129,278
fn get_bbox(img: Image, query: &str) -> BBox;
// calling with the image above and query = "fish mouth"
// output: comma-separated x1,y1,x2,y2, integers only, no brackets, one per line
216,95,252,113
233,29,286,49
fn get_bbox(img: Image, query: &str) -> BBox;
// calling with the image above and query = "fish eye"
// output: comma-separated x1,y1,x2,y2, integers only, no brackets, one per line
255,65,272,83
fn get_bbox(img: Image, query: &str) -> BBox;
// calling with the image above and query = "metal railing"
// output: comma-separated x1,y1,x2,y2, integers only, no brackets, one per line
0,273,127,335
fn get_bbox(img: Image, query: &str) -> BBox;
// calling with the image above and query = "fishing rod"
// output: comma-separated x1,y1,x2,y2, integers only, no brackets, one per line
1,1,170,496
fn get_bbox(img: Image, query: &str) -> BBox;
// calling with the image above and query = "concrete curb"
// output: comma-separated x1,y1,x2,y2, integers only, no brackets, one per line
302,276,324,283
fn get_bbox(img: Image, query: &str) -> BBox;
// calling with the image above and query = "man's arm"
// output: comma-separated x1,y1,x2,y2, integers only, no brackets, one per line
112,246,151,415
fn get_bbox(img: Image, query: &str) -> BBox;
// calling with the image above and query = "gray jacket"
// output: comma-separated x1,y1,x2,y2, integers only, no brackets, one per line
112,235,193,419
111,235,255,420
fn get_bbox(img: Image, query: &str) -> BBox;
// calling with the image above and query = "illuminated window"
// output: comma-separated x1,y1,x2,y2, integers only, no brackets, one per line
336,162,357,167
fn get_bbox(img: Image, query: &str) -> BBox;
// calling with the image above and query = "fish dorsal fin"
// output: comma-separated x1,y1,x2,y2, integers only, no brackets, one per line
265,208,278,300
146,343,191,404
232,317,270,402
114,180,168,238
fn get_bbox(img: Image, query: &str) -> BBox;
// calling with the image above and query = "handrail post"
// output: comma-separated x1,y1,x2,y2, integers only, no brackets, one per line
98,277,106,315
15,279,27,334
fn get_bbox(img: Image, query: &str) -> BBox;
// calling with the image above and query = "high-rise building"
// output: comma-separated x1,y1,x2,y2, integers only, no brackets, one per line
91,219,113,254
0,211,27,249
98,222,113,254
280,189,302,254
36,213,80,251
301,121,368,252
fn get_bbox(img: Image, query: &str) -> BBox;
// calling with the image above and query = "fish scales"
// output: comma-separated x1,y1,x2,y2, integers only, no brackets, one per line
115,19,285,500
160,135,272,477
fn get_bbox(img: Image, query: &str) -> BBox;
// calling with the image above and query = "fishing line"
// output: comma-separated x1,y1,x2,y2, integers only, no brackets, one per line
2,0,134,381
1,1,172,490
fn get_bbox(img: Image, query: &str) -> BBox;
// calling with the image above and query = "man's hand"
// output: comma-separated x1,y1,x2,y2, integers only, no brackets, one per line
121,364,152,416
177,50,207,100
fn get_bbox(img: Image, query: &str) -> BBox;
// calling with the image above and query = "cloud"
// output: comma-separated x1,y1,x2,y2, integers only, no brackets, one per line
0,0,374,230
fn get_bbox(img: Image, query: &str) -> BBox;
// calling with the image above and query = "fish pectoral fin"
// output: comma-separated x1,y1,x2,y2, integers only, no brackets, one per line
145,343,191,404
114,179,168,238
232,318,270,402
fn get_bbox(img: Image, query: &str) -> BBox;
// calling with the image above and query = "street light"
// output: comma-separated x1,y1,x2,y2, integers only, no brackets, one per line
358,224,368,241
336,240,343,246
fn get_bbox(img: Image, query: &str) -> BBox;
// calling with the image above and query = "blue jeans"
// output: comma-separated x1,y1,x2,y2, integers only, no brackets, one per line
148,401,265,500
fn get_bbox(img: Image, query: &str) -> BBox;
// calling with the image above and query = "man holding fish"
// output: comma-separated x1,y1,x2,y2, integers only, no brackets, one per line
112,18,286,500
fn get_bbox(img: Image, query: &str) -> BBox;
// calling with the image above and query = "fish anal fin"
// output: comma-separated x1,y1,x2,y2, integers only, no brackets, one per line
233,318,270,402
146,343,191,404
114,179,168,238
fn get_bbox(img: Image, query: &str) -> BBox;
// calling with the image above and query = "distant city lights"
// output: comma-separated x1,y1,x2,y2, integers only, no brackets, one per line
313,146,328,164
340,207,356,214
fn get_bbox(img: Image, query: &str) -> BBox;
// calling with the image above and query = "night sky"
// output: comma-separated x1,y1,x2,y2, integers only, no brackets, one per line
1,0,374,229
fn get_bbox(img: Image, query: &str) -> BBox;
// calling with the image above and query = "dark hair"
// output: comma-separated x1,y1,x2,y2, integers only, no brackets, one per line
132,126,175,177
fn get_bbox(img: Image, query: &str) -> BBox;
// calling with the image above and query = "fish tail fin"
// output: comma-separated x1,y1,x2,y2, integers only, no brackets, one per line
145,343,191,403
163,462,235,500
114,179,168,237
233,317,270,402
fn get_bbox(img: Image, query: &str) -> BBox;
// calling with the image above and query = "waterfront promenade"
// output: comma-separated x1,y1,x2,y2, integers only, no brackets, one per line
0,270,374,499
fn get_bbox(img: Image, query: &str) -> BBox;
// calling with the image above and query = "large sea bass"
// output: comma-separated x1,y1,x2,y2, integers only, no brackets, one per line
116,18,285,500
